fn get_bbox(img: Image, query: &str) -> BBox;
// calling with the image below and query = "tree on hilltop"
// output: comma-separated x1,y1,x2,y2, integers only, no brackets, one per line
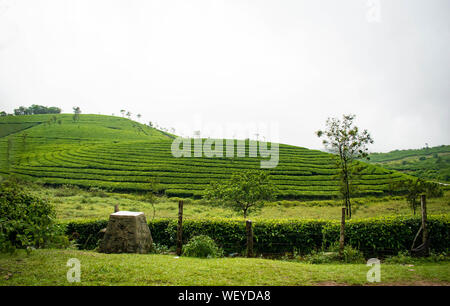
72,106,81,122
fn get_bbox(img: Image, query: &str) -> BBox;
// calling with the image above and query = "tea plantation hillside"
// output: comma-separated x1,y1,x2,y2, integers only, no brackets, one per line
0,114,410,199
368,145,450,183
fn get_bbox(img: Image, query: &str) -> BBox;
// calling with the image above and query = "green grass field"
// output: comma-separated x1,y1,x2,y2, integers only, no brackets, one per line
0,249,448,286
0,114,411,200
1,114,449,287
24,183,450,221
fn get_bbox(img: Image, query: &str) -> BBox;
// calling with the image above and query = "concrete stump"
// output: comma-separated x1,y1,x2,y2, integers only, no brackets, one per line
99,211,153,254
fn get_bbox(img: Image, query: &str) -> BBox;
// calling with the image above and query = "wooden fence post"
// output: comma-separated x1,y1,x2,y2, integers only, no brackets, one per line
411,194,430,257
246,220,254,258
176,200,184,256
421,194,429,255
339,207,346,257
114,204,119,212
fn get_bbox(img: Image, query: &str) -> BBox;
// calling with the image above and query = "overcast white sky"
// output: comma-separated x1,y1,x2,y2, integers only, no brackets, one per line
0,0,449,152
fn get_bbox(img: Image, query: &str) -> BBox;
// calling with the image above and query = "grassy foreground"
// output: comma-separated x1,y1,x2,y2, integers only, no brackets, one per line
0,249,449,286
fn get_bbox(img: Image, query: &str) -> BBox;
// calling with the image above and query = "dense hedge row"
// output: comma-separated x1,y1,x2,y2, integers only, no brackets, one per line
63,215,449,257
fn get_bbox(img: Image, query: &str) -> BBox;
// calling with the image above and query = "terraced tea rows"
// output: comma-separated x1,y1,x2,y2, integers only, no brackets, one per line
2,140,406,199
0,114,409,199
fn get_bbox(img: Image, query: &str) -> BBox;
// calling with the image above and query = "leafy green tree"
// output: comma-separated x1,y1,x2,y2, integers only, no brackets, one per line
394,178,443,215
72,106,81,122
204,170,276,219
316,114,374,218
13,105,61,115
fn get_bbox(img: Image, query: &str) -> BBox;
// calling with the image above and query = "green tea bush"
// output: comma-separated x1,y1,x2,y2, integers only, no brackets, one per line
65,215,449,256
182,235,223,258
0,180,69,253
321,215,449,257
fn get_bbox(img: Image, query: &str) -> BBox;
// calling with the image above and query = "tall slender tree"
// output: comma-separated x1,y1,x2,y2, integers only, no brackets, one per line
316,114,374,218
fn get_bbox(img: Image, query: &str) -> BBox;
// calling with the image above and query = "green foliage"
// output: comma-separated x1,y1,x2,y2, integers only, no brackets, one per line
305,242,365,264
150,243,172,255
54,184,81,197
0,122,40,138
0,114,410,200
72,106,81,122
322,215,449,257
0,180,68,253
14,104,61,116
368,145,450,183
392,178,443,214
204,170,277,218
64,219,108,249
88,186,108,198
66,215,450,257
316,114,374,218
384,250,449,264
182,235,223,258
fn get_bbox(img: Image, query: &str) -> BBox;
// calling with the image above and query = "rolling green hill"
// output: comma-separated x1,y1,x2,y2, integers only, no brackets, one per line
0,114,410,199
368,145,450,183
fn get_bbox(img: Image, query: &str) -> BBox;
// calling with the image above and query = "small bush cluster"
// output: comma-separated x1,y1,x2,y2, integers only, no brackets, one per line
182,235,223,258
304,242,365,264
150,243,172,255
0,180,69,253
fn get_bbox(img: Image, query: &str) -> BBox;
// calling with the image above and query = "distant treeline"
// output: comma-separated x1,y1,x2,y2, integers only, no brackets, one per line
1,104,62,116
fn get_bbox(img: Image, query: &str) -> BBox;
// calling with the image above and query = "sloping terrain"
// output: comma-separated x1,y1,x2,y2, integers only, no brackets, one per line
368,145,450,183
0,114,409,199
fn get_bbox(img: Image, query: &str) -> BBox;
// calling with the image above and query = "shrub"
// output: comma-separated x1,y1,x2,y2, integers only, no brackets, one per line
150,243,171,255
322,215,449,257
384,250,449,264
65,215,450,256
304,242,365,264
0,180,68,253
182,235,223,258
64,219,108,249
